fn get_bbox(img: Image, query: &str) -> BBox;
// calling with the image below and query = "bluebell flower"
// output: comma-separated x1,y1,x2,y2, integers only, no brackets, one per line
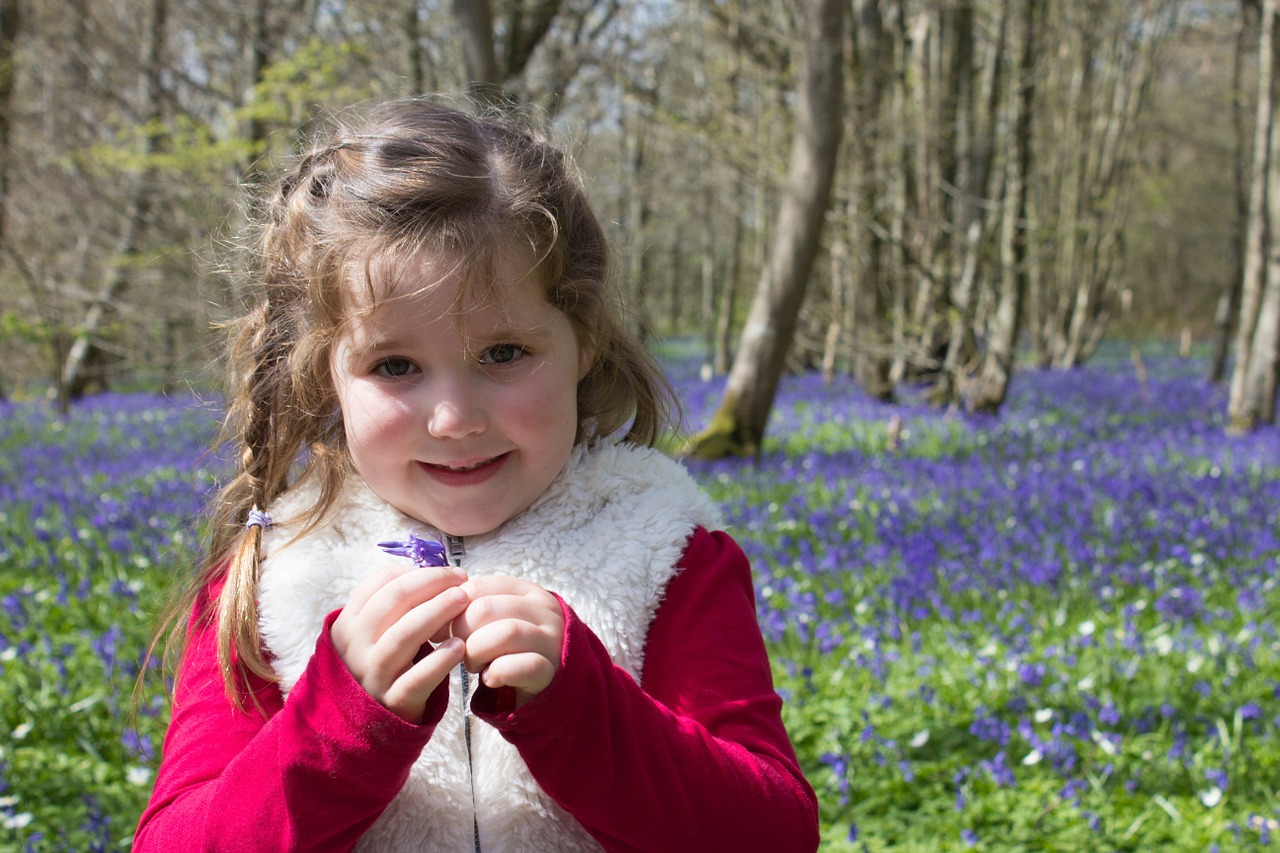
378,532,448,568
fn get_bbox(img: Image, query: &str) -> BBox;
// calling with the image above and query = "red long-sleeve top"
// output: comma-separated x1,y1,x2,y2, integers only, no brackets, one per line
134,528,818,852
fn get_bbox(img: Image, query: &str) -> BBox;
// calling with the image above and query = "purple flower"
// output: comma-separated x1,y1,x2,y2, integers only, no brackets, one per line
378,532,448,568
1018,662,1045,687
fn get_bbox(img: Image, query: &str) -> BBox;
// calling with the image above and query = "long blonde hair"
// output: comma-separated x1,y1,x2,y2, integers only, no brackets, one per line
155,99,676,708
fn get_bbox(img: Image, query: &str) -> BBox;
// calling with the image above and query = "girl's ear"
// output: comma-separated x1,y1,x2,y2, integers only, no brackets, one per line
577,340,595,382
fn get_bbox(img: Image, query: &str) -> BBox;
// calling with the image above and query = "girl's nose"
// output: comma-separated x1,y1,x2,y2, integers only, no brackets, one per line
426,379,487,438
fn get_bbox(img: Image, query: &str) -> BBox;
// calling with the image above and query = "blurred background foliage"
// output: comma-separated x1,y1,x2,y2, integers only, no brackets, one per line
0,0,1269,430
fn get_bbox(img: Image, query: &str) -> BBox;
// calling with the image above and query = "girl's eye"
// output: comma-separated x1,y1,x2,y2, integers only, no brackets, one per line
480,344,526,365
373,357,417,379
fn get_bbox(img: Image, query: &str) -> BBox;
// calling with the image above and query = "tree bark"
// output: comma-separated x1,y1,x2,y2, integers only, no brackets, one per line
451,0,565,108
937,0,1007,405
1210,0,1260,383
1229,0,1279,430
61,0,168,401
969,0,1037,414
684,0,845,458
713,175,744,376
849,0,894,400
0,0,20,262
1057,0,1175,368
452,0,505,105
403,0,427,96
0,0,19,398
906,7,948,378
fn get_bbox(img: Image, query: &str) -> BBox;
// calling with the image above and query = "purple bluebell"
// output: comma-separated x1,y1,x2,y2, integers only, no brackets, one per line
378,532,448,568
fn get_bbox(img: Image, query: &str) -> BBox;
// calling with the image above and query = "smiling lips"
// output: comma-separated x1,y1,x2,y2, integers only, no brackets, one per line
417,453,509,485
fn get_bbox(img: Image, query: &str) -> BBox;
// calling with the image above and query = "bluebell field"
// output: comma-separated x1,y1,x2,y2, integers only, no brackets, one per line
0,344,1277,851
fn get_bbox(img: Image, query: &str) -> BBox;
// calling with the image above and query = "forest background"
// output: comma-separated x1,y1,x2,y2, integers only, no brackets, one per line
1,0,1278,448
3,2,1280,850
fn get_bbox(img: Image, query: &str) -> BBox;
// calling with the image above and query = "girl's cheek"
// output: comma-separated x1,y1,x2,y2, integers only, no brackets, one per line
346,384,414,438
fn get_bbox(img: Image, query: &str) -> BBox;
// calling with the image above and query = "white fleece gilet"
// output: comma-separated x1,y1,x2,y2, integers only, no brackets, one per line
256,442,721,852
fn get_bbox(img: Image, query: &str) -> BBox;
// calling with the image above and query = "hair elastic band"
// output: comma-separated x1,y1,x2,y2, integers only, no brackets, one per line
245,508,272,531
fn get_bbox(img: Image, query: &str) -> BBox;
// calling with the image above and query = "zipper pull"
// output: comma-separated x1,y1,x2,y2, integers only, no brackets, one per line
445,533,465,568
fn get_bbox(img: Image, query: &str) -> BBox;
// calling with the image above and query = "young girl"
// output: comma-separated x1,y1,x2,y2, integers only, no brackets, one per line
135,99,818,852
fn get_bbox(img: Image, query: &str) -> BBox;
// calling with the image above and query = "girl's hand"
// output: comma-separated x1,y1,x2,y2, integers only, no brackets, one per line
450,576,565,708
330,564,471,723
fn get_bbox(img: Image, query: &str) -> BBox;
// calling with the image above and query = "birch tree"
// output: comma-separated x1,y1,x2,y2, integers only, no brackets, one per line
1211,0,1261,383
1229,0,1280,430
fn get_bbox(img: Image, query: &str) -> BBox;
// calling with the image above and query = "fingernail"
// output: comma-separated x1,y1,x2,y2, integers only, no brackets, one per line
441,637,464,654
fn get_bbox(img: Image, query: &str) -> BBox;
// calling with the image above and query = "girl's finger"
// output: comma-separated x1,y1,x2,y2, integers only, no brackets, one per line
460,618,560,677
353,565,468,641
382,637,466,722
479,651,556,694
372,585,470,668
449,593,530,640
458,574,544,600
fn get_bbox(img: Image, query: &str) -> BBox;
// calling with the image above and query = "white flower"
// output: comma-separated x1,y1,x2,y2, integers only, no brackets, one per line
1022,749,1043,766
10,722,31,741
127,766,153,786
1199,786,1223,808
910,730,931,749
2,813,32,830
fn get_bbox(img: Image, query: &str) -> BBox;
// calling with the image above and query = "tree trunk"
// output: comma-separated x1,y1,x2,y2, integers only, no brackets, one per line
451,0,564,108
1240,235,1280,425
970,0,1037,414
0,0,20,262
498,0,562,80
61,0,167,401
452,0,506,105
403,0,428,96
623,93,653,338
713,175,744,376
886,0,911,385
1229,0,1279,431
937,0,1008,405
1057,0,1175,369
1212,0,1261,384
684,0,846,459
907,8,947,378
849,0,894,400
822,223,848,383
0,0,19,398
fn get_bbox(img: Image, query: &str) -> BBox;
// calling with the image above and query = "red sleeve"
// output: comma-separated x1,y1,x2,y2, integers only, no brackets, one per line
473,527,820,853
133,589,447,852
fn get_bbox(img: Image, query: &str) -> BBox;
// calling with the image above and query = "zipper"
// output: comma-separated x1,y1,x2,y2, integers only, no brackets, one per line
445,533,482,853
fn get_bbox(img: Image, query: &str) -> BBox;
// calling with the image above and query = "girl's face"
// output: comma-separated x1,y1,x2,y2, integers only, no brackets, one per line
330,249,590,538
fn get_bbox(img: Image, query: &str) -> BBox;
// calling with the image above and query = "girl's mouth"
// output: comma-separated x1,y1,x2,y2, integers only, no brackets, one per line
418,453,509,485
